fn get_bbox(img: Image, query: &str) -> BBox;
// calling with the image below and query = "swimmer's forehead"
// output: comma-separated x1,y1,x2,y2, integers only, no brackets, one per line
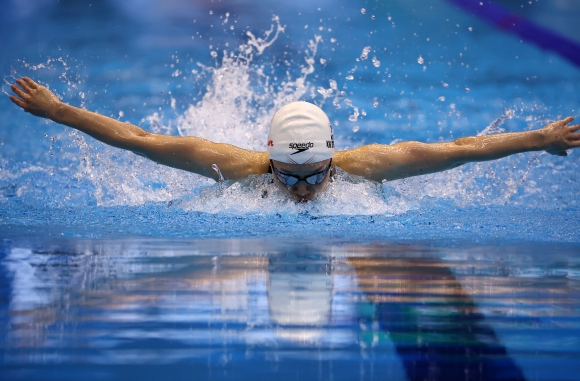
272,158,331,174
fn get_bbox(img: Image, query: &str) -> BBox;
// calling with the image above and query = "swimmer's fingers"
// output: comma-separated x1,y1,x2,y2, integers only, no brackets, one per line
10,83,29,100
560,116,574,125
568,123,580,133
15,78,33,93
22,77,39,89
9,95,27,109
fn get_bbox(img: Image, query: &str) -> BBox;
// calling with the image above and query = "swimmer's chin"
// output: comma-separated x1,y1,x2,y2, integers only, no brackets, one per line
293,195,316,203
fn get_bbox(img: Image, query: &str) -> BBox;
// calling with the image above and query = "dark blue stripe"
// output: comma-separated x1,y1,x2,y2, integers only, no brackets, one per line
445,0,580,67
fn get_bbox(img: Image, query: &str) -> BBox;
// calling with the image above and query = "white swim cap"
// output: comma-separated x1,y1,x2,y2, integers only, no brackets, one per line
267,101,334,164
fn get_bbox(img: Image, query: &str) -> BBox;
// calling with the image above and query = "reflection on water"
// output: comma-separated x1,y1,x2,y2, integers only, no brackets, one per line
1,238,579,381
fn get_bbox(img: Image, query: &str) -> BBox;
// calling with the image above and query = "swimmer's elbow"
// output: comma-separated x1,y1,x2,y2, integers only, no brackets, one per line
450,138,475,164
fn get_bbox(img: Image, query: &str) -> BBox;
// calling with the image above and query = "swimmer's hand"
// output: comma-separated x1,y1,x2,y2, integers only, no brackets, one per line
540,117,580,157
9,77,61,119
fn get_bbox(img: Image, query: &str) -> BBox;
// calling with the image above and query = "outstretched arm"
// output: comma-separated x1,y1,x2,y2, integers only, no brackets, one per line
9,77,269,181
335,117,580,182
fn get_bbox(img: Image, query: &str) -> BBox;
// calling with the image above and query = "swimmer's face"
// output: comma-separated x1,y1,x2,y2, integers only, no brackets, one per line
270,159,332,202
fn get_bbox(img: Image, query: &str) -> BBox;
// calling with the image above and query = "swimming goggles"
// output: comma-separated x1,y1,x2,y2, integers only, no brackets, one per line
271,159,332,186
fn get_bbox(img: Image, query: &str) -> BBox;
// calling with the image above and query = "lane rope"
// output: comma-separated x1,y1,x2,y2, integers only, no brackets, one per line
444,0,580,67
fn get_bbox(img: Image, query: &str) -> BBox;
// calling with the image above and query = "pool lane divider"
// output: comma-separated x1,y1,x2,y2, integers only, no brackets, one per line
444,0,580,67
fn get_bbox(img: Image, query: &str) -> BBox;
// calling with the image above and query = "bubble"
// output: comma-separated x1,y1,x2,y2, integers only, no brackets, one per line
437,96,446,102
320,58,326,65
346,75,354,80
361,8,366,14
417,55,424,65
352,126,360,133
372,57,381,67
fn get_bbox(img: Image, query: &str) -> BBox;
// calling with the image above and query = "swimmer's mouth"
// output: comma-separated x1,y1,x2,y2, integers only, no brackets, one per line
294,194,315,203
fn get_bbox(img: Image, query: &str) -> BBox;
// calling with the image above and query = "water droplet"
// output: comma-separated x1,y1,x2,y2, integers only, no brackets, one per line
361,8,366,14
209,10,213,14
381,179,387,184
437,96,446,102
319,58,326,64
417,55,424,65
118,111,124,118
372,57,381,67
212,164,225,182
352,126,360,133
360,46,371,60
346,75,354,80
442,81,449,88
468,27,473,32
371,15,375,20
465,87,470,92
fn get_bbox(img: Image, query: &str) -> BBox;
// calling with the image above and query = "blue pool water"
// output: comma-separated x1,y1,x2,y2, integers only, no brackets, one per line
1,0,579,380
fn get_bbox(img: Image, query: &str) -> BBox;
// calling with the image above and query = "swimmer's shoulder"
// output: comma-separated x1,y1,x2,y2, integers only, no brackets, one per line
334,145,386,180
334,146,374,169
239,150,270,178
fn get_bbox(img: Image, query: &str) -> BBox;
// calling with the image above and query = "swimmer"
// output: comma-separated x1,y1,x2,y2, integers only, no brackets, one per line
8,77,580,202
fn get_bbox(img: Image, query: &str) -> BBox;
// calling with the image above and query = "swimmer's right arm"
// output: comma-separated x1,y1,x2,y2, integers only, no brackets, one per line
9,77,269,181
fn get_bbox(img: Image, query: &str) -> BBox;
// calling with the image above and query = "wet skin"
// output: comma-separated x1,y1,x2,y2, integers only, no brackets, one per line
270,159,332,202
9,77,580,194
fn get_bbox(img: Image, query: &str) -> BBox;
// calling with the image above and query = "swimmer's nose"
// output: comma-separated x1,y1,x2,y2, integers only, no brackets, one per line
292,182,311,198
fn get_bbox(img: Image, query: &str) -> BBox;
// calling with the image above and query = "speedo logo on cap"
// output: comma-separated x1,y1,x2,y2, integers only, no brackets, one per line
289,142,314,155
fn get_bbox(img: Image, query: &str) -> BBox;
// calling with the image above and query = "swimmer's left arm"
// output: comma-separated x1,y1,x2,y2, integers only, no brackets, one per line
336,117,580,182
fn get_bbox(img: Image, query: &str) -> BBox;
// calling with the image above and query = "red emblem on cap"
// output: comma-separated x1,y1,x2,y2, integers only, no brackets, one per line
268,140,274,146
